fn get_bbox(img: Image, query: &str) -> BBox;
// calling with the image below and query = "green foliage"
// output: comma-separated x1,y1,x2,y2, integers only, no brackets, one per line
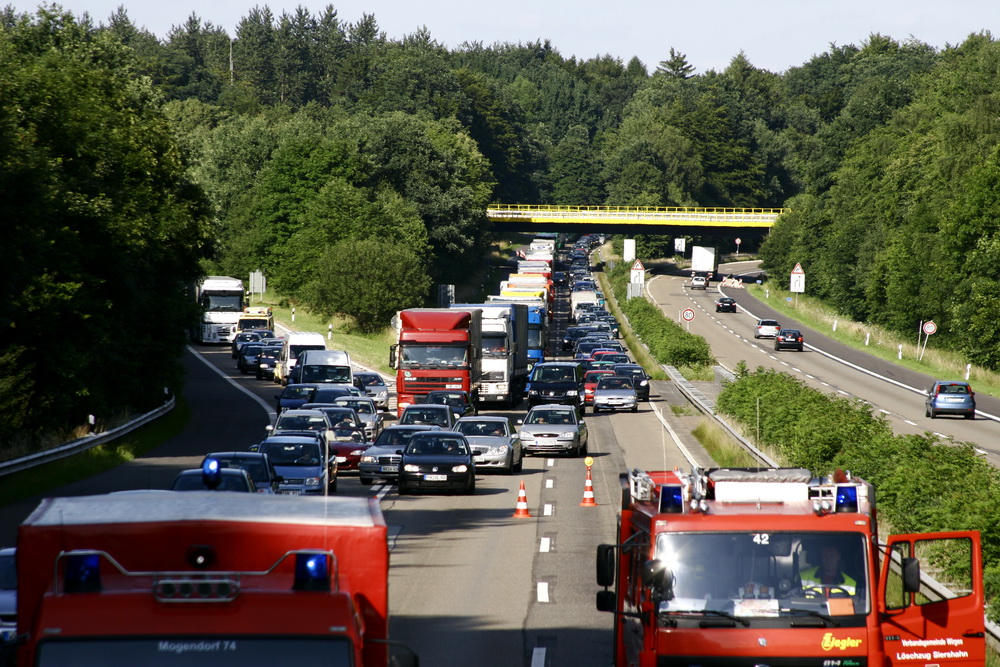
302,237,431,332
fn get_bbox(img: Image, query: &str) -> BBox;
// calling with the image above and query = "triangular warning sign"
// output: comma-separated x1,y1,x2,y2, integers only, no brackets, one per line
631,259,645,271
791,262,804,274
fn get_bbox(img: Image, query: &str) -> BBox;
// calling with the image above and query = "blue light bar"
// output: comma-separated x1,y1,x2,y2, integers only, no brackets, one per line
202,458,221,489
293,553,330,592
64,553,102,593
659,485,684,514
835,485,859,513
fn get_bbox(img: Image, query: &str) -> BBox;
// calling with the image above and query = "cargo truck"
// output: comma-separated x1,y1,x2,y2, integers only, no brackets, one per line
451,303,528,407
597,467,986,667
14,492,416,667
486,296,547,368
193,276,245,344
235,306,274,333
691,245,719,281
390,308,482,417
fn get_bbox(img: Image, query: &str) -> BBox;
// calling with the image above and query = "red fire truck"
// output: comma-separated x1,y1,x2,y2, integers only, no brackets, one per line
390,308,482,417
597,467,985,666
14,492,415,666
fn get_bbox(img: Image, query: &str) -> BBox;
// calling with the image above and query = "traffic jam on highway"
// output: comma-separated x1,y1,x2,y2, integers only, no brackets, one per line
1,235,988,667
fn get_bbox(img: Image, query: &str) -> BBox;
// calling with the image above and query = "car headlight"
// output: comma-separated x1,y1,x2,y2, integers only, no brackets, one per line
487,445,510,455
350,449,365,456
361,455,377,463
566,389,578,396
560,431,577,438
640,380,648,386
451,465,469,473
528,389,538,395
403,464,420,472
377,391,388,399
305,476,321,487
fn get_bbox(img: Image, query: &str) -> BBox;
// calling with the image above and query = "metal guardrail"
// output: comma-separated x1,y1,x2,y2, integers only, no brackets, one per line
487,205,782,227
0,397,175,478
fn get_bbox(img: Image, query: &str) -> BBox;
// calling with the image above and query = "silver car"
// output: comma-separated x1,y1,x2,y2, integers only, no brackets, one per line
358,425,441,485
592,375,638,413
455,416,523,474
332,396,385,440
517,404,588,457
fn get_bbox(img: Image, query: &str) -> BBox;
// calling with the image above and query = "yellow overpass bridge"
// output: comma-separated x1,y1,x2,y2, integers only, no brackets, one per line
486,204,786,237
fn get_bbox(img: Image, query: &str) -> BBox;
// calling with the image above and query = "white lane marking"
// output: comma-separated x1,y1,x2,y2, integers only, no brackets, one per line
537,582,550,602
186,346,275,419
540,537,551,553
904,420,918,426
838,390,850,395
805,374,815,379
531,647,547,667
377,484,392,501
545,478,554,489
543,504,553,516
878,409,891,415
547,458,555,466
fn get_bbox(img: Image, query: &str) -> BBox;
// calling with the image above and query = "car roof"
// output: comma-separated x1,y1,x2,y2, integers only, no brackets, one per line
528,404,576,412
260,434,323,444
456,415,508,423
204,451,268,459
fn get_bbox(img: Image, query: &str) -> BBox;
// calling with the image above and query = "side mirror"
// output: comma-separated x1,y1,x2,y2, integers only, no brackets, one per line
516,419,524,425
902,557,921,593
389,345,397,367
596,544,616,587
264,425,274,432
395,449,404,455
596,590,617,612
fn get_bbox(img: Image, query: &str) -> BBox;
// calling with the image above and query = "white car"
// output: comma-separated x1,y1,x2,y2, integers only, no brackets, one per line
690,276,707,289
754,319,781,339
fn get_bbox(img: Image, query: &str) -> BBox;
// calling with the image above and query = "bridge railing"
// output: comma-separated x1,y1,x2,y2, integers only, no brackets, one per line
486,204,786,226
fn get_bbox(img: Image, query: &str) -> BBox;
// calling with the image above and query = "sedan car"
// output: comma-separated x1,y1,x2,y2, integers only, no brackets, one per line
0,547,14,642
200,451,281,493
332,396,385,440
455,416,522,474
358,425,442,485
583,369,615,405
592,375,638,413
423,390,477,418
690,276,707,289
774,328,804,351
613,364,651,401
398,431,476,495
715,297,737,313
754,319,781,339
353,371,390,409
237,343,265,374
169,466,256,493
518,404,588,457
230,331,261,359
274,383,319,412
255,346,282,380
255,434,337,494
925,381,976,420
399,403,456,429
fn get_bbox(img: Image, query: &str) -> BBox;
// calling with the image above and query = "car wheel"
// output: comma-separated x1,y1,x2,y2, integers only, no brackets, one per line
929,410,936,419
328,478,338,494
631,405,638,413
966,412,975,420
513,453,523,473
593,405,600,413
398,482,410,495
465,476,476,495
359,477,373,486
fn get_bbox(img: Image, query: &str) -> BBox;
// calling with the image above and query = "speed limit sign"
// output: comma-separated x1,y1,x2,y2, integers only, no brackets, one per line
922,321,937,335
682,308,695,322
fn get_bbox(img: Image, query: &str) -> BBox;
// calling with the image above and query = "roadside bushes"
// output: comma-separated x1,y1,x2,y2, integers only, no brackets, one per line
607,264,715,369
717,365,1000,620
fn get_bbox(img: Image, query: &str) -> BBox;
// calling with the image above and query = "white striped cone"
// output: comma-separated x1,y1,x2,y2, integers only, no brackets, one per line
513,480,532,518
579,467,597,507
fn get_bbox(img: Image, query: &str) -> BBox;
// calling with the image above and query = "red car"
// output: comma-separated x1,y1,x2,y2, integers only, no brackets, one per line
583,370,615,405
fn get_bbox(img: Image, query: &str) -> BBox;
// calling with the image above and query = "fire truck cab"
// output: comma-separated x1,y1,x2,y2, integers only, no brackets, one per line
597,467,985,667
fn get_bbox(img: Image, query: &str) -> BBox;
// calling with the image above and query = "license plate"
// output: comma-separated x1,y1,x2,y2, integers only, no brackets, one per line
424,474,447,481
538,439,555,446
279,490,301,495
446,384,462,389
945,397,965,403
335,456,347,463
474,457,485,463
380,465,399,473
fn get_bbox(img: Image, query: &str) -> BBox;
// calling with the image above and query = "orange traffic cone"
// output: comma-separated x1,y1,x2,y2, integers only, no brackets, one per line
579,466,597,507
513,480,532,518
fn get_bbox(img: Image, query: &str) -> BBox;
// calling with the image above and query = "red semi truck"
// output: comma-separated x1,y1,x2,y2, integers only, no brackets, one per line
390,308,482,417
597,467,986,667
13,492,414,667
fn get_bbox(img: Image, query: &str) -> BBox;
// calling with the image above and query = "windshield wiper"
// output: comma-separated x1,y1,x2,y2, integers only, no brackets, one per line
784,608,840,626
659,609,750,627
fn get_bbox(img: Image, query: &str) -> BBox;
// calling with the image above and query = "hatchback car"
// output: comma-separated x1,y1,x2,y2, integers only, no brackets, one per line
399,403,457,429
690,276,707,289
456,416,523,474
200,451,281,493
424,390,477,418
526,362,585,412
255,346,282,380
754,319,781,339
353,371,390,409
332,396,385,440
231,331,261,359
774,328,804,351
398,431,476,495
274,383,319,412
169,465,256,493
592,376,638,413
583,369,616,405
517,405,588,457
715,297,737,313
925,381,976,420
358,425,442,485
613,364,651,401
255,434,338,494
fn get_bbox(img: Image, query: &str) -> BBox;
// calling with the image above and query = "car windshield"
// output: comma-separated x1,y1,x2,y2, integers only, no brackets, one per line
399,343,468,369
259,442,321,465
300,365,351,383
282,386,314,399
358,375,385,387
216,458,269,483
406,436,469,456
312,388,350,402
526,410,574,425
336,400,373,413
401,408,448,425
653,531,869,617
456,420,506,437
598,377,632,390
275,415,327,432
534,367,576,382
374,428,425,447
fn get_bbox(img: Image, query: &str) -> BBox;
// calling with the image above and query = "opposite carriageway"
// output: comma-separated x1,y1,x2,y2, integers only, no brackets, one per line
486,204,786,236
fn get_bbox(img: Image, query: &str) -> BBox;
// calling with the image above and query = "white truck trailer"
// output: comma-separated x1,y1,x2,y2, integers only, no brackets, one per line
193,276,245,343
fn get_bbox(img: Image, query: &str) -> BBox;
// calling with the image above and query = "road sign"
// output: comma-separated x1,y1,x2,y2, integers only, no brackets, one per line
682,308,695,322
922,321,937,335
790,263,805,293
631,259,645,271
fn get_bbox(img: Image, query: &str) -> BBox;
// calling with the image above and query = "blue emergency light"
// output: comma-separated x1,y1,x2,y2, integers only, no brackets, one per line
835,485,859,513
64,553,102,593
294,553,331,591
202,458,222,489
659,485,684,514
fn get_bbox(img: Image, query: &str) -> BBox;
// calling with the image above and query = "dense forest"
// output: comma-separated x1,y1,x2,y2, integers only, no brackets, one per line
2,4,998,445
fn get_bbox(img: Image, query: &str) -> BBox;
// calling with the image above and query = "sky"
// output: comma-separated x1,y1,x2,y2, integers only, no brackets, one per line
8,0,998,73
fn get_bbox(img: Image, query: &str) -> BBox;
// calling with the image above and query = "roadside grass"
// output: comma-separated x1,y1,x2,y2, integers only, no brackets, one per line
691,418,759,468
0,397,191,506
746,283,1000,396
595,269,667,381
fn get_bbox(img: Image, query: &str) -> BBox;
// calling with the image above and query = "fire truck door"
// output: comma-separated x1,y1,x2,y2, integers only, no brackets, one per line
879,531,985,666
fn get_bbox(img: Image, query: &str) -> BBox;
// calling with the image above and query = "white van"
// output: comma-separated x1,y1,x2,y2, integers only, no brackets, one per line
289,349,353,386
274,332,327,385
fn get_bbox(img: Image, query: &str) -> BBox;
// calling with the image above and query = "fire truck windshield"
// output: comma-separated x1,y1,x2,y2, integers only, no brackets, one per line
37,637,352,666
399,344,468,369
654,532,869,618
